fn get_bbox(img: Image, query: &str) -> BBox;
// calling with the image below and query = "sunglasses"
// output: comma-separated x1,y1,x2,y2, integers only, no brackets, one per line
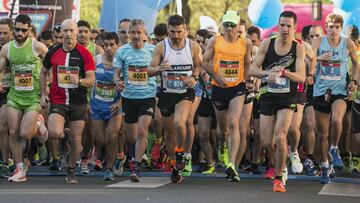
14,27,29,33
223,22,237,28
118,29,129,34
53,24,61,32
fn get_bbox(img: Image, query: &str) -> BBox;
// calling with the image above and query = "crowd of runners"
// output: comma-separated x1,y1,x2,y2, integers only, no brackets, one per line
0,10,359,193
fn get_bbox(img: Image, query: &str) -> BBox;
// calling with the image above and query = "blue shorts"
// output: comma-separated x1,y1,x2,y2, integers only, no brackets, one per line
194,82,203,97
90,105,122,121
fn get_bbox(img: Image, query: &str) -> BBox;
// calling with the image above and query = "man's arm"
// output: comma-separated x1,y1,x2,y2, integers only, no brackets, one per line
0,44,8,74
34,40,49,60
248,38,270,78
244,38,252,80
347,38,360,87
191,40,202,77
201,36,216,78
40,67,49,97
81,70,95,88
147,43,170,77
283,42,306,83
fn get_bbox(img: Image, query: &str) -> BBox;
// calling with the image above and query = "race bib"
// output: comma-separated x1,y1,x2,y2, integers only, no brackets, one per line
57,66,80,88
268,77,290,93
14,69,33,91
128,65,148,86
219,60,240,82
320,60,341,81
163,72,189,93
95,80,116,102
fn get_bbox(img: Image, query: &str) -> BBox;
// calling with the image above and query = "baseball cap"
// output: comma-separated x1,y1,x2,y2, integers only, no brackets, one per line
222,10,240,25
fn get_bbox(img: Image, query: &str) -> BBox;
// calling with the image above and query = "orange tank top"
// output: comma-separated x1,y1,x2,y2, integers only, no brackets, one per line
212,36,246,87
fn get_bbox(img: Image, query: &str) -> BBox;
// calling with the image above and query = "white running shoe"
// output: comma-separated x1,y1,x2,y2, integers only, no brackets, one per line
290,151,303,174
8,167,27,182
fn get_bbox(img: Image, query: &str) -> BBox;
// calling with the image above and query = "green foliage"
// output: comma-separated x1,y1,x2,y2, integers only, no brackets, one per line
80,0,103,28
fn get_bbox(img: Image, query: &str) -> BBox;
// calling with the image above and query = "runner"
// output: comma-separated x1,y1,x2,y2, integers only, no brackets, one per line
90,32,122,181
113,19,156,182
40,19,95,184
118,19,131,47
0,14,49,182
0,18,13,178
249,11,306,192
202,10,252,181
311,13,359,184
148,14,201,183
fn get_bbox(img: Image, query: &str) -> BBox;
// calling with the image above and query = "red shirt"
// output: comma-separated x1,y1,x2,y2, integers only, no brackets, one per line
43,43,95,105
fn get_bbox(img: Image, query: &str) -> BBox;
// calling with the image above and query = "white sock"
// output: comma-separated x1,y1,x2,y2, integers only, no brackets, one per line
16,162,24,170
321,161,329,168
185,153,192,159
330,145,338,150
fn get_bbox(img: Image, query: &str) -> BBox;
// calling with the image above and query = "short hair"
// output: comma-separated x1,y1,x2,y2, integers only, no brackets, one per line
347,25,359,40
168,15,185,26
14,14,31,27
129,19,145,31
77,20,91,30
325,13,344,27
103,32,119,44
119,18,131,25
154,23,167,36
196,29,209,38
239,19,247,30
279,11,297,25
53,23,61,33
40,30,53,40
301,25,312,40
91,28,100,34
0,18,13,30
247,26,261,39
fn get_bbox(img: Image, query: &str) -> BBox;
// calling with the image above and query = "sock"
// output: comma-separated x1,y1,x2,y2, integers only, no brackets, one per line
16,163,24,170
184,153,192,159
321,161,329,168
290,150,298,155
330,145,338,150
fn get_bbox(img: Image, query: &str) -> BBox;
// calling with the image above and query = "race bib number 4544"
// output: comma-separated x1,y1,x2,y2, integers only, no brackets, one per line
219,60,240,82
14,69,33,91
57,66,80,88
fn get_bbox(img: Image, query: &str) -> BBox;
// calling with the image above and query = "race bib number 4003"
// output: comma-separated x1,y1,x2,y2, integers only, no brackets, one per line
14,69,33,91
57,66,80,88
128,65,148,86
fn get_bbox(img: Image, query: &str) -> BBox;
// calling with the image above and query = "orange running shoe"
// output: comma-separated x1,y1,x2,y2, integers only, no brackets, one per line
273,179,286,193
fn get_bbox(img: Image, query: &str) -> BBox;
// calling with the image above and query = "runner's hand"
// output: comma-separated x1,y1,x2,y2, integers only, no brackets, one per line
40,96,49,108
347,80,356,92
184,77,197,88
268,71,281,83
69,74,79,85
115,80,125,91
317,52,332,61
158,60,171,72
306,75,314,85
245,81,255,92
0,83,5,93
200,72,210,83
110,103,120,114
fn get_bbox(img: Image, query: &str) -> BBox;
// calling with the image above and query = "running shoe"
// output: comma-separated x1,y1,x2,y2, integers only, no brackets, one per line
0,163,10,178
36,114,48,144
196,161,207,172
202,164,216,174
103,168,114,181
329,148,343,169
151,140,163,162
217,144,230,167
245,163,262,175
289,152,303,174
303,158,316,176
94,159,103,171
342,154,352,173
113,156,126,176
175,152,185,171
225,162,240,182
164,161,172,174
170,166,182,183
264,166,276,179
49,159,61,171
8,167,26,182
129,161,140,182
81,159,90,174
320,166,331,184
182,155,192,177
273,179,286,192
65,168,78,184
349,156,360,173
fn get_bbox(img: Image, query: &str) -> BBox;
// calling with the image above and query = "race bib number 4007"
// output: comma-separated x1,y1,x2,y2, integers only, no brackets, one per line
14,69,33,91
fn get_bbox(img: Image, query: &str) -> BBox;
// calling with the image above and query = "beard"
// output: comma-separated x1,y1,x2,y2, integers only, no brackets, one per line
14,34,28,44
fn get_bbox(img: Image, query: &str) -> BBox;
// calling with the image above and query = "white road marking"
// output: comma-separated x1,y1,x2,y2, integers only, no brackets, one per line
319,182,360,197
